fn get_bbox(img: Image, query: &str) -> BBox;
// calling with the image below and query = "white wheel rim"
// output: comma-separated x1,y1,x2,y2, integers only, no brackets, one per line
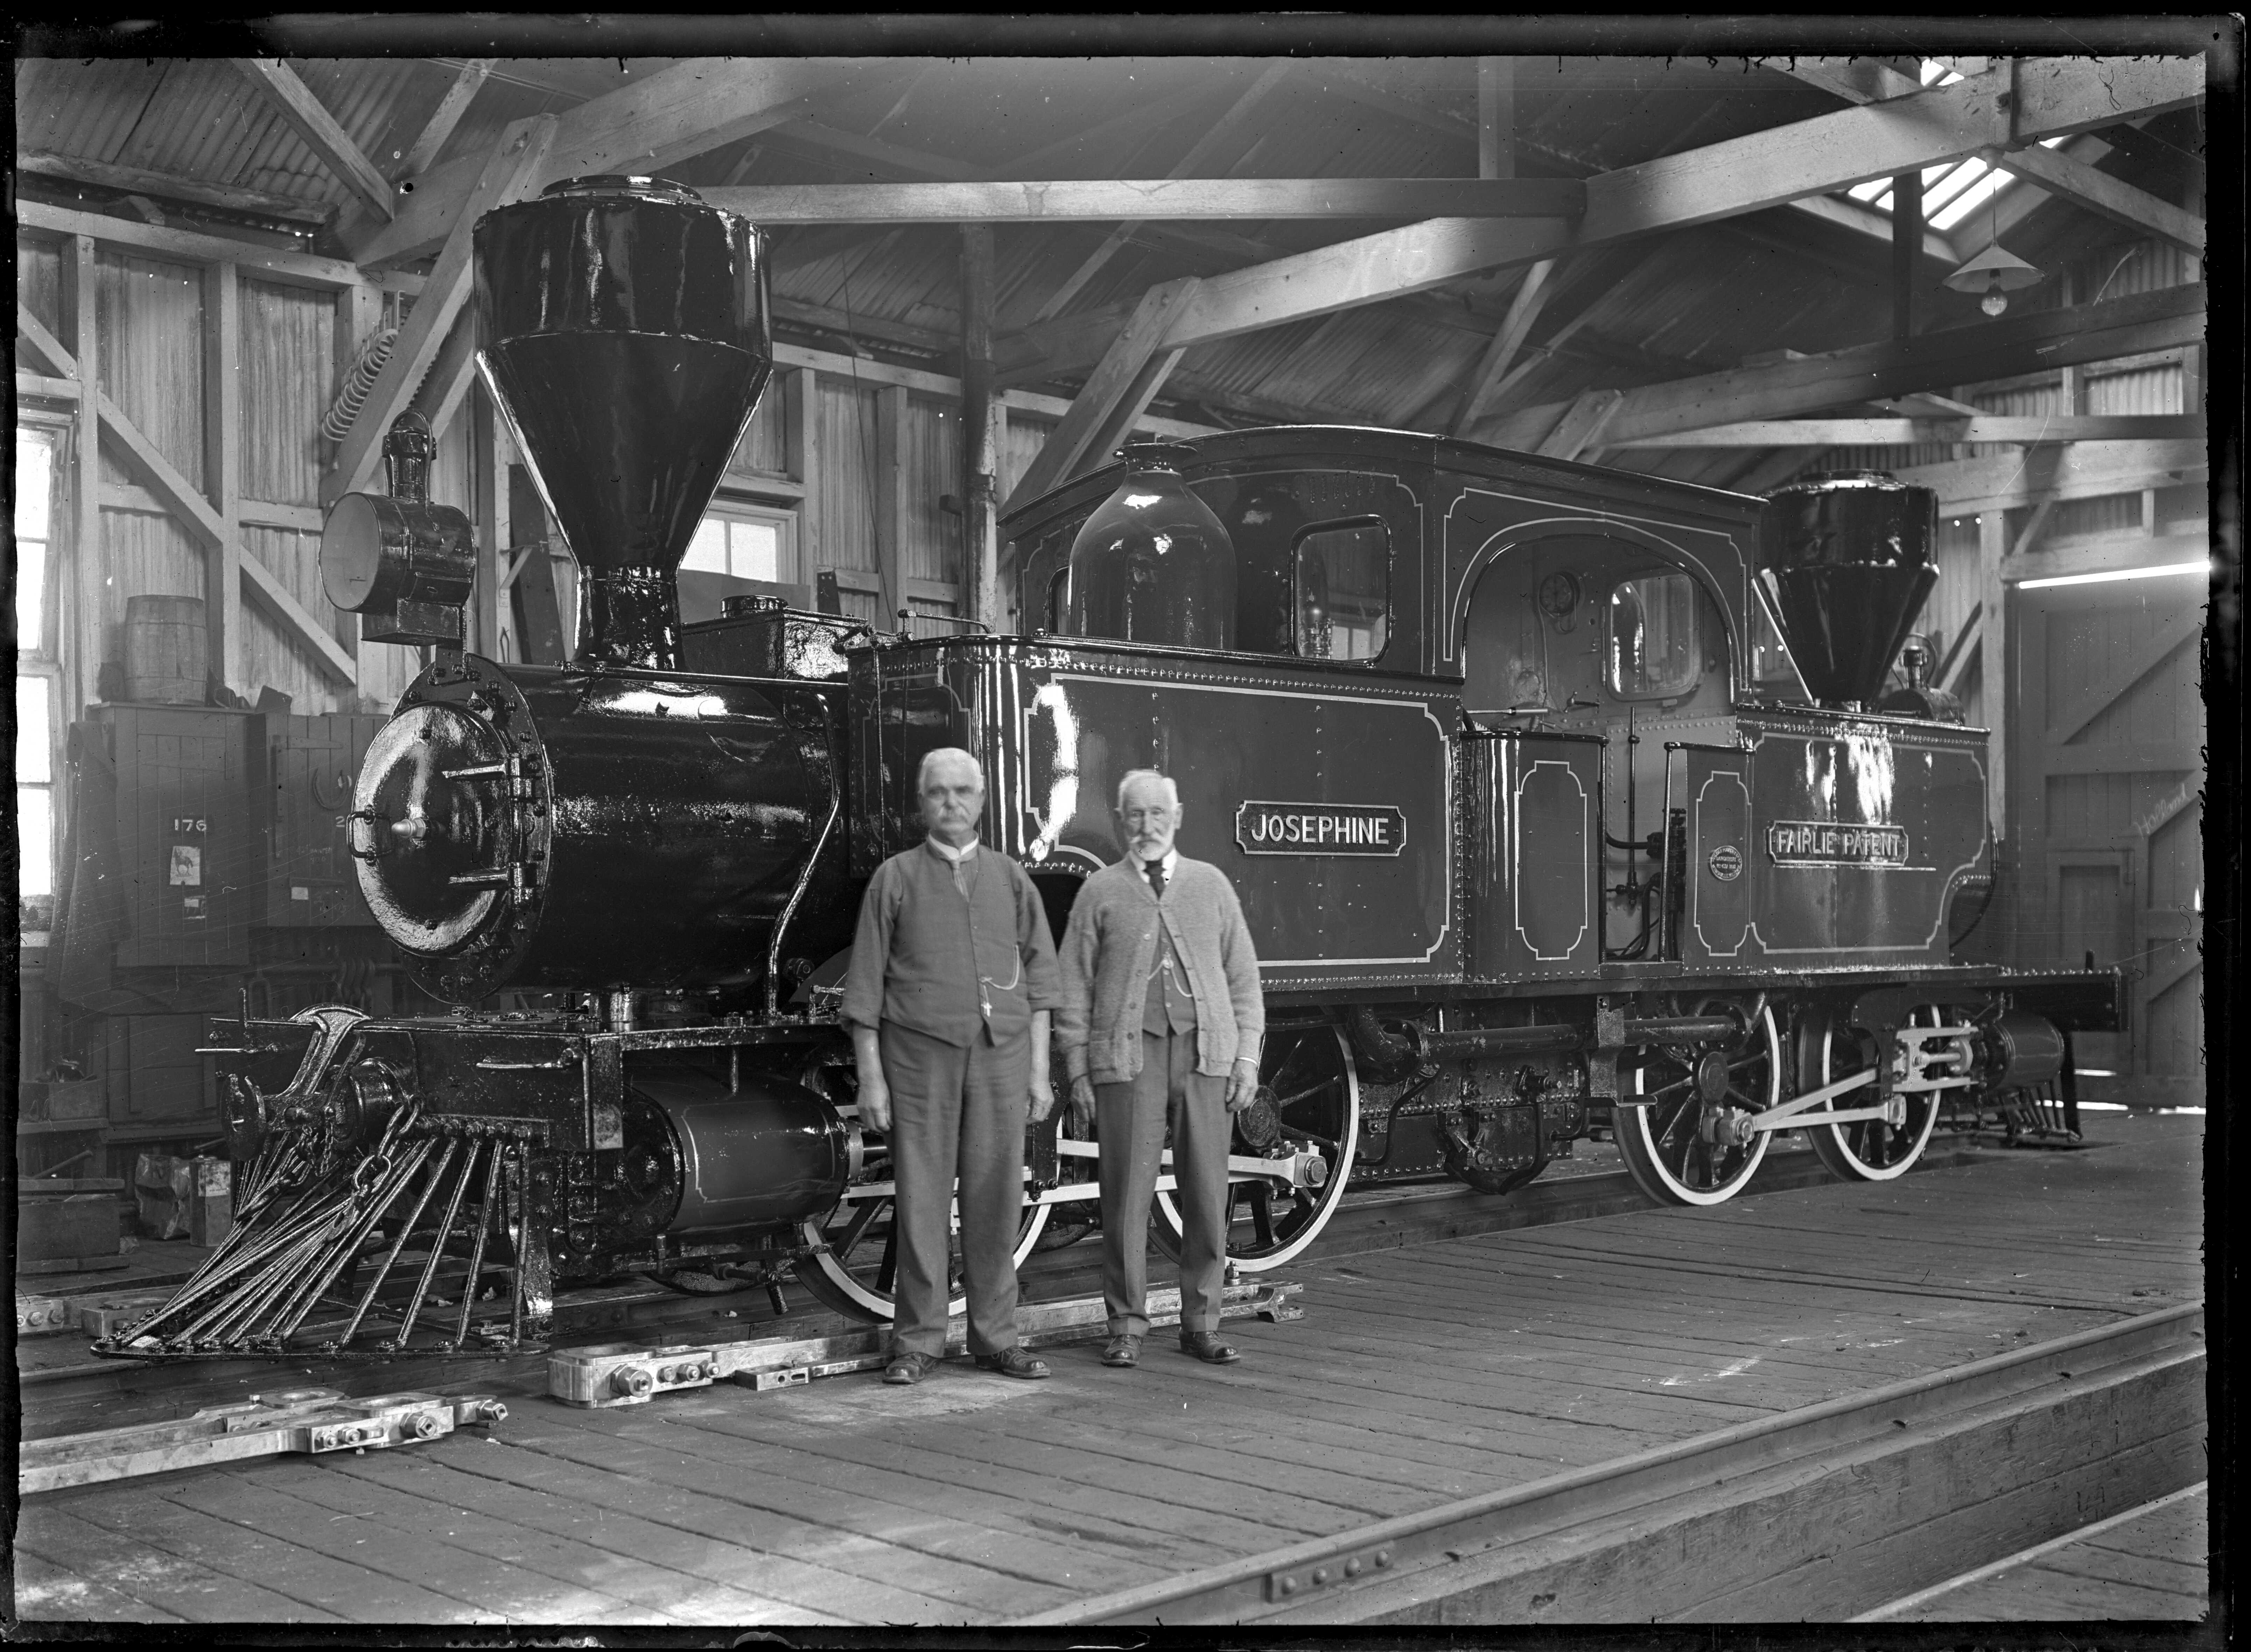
1156,1025,1359,1272
1626,1005,1779,1205
800,1161,1053,1322
1815,1008,1943,1180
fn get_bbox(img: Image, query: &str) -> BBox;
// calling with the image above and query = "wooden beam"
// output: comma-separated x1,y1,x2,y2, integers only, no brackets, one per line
1613,415,2204,447
398,58,492,180
875,384,909,624
1978,509,2009,841
230,58,395,222
1145,56,2198,359
19,151,335,228
1475,284,2206,451
787,367,822,576
1783,191,1958,266
1900,440,2207,514
2011,493,2060,559
16,304,76,378
702,177,1587,224
2045,606,2201,743
1773,57,1926,105
1029,64,1291,327
330,117,558,505
94,392,227,547
1534,388,1625,462
472,382,508,659
1001,277,1203,512
346,58,852,267
1980,142,2206,256
15,200,410,295
65,235,99,731
203,262,242,696
961,224,1000,628
1452,259,1558,435
1892,167,1922,340
1935,602,1983,694
413,309,483,443
16,370,79,402
239,553,356,685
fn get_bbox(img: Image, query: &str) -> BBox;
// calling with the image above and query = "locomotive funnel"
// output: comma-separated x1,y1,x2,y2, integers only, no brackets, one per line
1757,471,1939,709
474,176,772,670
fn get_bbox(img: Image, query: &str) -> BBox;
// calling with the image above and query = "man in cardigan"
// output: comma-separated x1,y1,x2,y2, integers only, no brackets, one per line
841,747,1062,1385
1058,769,1264,1368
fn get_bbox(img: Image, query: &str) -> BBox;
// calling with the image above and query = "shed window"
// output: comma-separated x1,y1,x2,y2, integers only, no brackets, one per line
15,430,60,931
685,499,796,585
1295,519,1389,662
1607,571,1702,699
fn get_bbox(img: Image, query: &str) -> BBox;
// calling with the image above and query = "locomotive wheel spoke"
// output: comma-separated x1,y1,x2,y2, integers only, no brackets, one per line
1155,1024,1356,1272
1803,1004,1943,1183
1617,999,1779,1208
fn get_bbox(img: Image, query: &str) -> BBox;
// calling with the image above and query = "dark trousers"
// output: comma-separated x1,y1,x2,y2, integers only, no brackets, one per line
1096,1029,1231,1338
879,1020,1029,1357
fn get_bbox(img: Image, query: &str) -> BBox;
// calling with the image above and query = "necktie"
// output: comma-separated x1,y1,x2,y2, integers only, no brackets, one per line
1144,857,1166,900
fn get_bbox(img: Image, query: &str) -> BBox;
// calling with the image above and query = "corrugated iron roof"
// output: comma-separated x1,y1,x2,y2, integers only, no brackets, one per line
13,52,2200,447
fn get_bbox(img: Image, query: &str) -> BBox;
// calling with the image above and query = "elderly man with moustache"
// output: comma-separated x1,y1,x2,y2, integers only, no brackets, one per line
841,747,1062,1385
1058,768,1264,1369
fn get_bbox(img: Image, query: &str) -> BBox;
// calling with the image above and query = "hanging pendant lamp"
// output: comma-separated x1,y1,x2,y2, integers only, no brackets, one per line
1944,184,2043,316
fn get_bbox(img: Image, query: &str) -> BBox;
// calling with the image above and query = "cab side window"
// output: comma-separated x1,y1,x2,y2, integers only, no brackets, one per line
1606,571,1701,699
1295,519,1389,662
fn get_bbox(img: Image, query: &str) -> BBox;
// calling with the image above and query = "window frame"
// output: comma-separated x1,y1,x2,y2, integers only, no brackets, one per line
1602,567,1708,703
15,417,70,935
1290,514,1393,666
688,492,802,591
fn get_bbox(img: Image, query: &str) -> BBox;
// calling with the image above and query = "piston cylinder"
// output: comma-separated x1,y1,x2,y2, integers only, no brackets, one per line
1986,1010,2067,1089
623,1066,850,1235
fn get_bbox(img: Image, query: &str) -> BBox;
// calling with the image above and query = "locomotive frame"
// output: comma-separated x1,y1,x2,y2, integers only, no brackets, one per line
101,178,2117,1365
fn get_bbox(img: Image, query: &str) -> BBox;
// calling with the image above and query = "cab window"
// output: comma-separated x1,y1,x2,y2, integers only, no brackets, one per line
1606,571,1701,699
1295,519,1389,662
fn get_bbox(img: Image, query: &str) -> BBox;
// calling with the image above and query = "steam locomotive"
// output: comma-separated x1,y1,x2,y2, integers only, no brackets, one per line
103,177,2114,1362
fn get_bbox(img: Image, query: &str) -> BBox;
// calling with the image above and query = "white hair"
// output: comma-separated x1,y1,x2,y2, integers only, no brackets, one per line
1115,768,1179,812
918,747,983,791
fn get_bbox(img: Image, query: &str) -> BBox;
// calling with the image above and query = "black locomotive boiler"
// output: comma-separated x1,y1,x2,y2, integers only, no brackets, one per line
106,176,2115,1362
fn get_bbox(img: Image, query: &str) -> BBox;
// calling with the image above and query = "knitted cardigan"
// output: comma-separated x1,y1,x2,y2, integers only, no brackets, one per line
1056,856,1264,1085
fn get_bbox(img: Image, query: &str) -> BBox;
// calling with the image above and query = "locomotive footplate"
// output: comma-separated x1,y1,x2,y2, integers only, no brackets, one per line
549,1278,1305,1407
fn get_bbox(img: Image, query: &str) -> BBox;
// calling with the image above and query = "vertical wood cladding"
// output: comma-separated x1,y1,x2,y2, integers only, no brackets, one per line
237,277,334,507
94,249,205,489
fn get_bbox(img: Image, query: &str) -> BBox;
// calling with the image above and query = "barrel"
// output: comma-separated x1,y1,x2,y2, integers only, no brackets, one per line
123,596,208,704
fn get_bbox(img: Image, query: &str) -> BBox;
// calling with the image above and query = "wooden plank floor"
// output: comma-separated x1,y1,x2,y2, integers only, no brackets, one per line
13,1115,2202,1626
1886,1484,2210,1622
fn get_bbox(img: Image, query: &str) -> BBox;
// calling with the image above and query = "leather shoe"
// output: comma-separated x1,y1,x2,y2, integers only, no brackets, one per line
973,1347,1051,1380
883,1350,940,1385
1178,1329,1241,1364
1101,1334,1142,1368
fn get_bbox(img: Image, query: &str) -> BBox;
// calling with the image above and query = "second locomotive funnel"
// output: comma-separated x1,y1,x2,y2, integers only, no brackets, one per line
474,175,773,670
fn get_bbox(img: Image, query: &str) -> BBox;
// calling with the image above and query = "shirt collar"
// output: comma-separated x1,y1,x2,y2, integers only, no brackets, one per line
926,834,979,865
1134,846,1180,878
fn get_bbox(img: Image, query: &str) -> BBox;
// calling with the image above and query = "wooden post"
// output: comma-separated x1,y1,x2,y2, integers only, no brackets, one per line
65,235,99,726
201,261,242,699
1978,507,2010,853
1892,169,1923,340
876,383,909,626
960,224,999,629
786,368,821,587
472,382,509,660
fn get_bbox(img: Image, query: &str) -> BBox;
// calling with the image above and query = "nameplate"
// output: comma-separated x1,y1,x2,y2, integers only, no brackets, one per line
1767,820,1910,867
1235,801,1406,857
